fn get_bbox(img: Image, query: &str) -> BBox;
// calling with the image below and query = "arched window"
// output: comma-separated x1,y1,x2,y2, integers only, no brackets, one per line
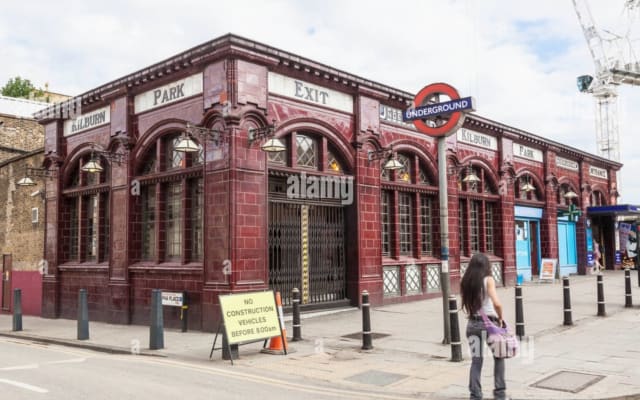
267,131,348,174
458,165,498,256
135,133,203,263
61,153,110,263
379,152,437,258
515,175,540,201
591,190,606,206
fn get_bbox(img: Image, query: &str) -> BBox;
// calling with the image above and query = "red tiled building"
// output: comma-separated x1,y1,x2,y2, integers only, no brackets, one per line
35,34,621,331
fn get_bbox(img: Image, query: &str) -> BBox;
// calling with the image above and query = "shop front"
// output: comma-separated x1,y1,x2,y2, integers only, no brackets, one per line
515,206,542,281
587,204,640,271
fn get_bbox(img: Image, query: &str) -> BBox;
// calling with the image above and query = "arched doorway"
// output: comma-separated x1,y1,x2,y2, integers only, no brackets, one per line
267,131,352,307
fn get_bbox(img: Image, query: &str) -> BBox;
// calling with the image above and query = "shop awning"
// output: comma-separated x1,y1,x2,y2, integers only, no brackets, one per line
587,204,640,217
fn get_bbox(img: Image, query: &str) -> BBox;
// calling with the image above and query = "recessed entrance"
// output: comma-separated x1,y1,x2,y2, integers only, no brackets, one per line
268,177,348,307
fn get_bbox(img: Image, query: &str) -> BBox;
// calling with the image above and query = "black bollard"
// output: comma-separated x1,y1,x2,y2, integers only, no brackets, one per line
448,296,462,362
515,285,525,338
77,289,89,340
149,289,164,350
361,290,373,350
12,288,22,332
563,277,573,326
625,269,633,308
292,288,302,341
597,274,606,317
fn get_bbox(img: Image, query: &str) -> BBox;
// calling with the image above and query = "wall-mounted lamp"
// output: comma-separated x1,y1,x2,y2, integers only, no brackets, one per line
175,123,228,153
449,163,480,189
520,176,535,193
16,167,57,186
462,166,481,185
248,121,284,153
81,146,127,173
79,136,130,173
367,147,404,171
564,190,578,199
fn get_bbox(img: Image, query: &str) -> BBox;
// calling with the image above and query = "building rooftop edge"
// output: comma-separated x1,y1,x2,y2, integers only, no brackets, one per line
33,33,621,169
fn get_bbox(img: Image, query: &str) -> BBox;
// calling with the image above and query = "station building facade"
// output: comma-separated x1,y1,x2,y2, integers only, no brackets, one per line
33,34,621,331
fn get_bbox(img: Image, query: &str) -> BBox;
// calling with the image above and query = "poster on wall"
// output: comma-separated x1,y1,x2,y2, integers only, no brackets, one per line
621,223,638,269
586,227,594,267
539,258,558,282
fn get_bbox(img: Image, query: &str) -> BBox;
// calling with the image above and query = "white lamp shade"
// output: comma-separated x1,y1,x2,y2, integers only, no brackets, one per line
81,159,104,173
261,138,286,153
383,158,404,171
174,136,200,153
17,176,36,186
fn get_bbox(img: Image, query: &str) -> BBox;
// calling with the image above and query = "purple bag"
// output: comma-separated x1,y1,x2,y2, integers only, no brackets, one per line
479,310,519,358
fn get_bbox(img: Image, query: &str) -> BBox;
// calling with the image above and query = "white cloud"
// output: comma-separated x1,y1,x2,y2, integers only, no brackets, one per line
1,0,639,201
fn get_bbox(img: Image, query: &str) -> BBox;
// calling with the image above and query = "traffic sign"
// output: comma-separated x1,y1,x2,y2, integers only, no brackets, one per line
406,83,475,137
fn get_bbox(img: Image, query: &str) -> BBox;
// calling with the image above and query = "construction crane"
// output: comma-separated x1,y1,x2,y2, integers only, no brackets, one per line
572,0,640,162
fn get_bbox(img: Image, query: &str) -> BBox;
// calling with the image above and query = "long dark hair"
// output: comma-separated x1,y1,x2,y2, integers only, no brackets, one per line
460,253,493,315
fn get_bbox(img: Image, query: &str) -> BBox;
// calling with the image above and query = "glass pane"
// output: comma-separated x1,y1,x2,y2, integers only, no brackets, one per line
381,191,391,256
296,135,317,168
101,193,110,262
327,149,342,173
399,193,413,256
459,200,466,255
470,200,480,253
190,178,203,261
67,199,78,261
397,154,411,182
419,167,430,185
142,185,156,260
167,137,186,170
268,146,286,165
486,202,494,253
142,144,157,175
85,194,99,261
165,182,183,259
421,195,433,255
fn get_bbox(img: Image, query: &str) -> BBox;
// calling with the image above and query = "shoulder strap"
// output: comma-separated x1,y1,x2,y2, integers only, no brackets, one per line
478,308,491,325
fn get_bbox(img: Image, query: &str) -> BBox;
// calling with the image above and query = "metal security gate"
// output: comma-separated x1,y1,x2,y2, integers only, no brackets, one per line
268,201,346,306
308,205,346,303
268,202,302,306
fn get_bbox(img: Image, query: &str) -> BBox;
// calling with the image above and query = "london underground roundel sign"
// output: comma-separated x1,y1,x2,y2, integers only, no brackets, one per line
403,83,476,138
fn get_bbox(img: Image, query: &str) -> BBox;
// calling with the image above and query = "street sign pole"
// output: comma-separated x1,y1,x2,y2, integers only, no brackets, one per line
404,82,475,347
438,136,451,344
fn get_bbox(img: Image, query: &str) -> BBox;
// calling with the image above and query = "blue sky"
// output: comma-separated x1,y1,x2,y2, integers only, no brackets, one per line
1,0,639,201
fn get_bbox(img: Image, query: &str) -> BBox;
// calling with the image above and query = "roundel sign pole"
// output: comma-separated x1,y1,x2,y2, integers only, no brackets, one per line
403,83,476,345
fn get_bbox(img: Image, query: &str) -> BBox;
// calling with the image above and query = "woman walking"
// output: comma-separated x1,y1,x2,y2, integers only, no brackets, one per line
460,253,508,400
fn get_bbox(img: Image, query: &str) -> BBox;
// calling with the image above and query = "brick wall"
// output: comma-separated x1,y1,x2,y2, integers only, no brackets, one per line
0,115,44,161
0,151,45,272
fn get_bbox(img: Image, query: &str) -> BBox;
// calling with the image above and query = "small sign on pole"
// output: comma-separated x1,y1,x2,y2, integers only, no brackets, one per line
161,291,185,307
539,258,558,282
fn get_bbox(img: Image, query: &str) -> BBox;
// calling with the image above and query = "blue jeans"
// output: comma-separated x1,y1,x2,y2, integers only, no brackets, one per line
466,318,506,400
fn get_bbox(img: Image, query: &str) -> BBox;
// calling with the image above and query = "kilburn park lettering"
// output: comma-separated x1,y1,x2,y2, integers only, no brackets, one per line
63,106,110,136
153,82,185,106
70,110,106,134
286,172,354,205
457,129,496,150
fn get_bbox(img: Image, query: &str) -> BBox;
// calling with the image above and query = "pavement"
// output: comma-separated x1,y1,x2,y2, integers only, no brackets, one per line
2,270,640,400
